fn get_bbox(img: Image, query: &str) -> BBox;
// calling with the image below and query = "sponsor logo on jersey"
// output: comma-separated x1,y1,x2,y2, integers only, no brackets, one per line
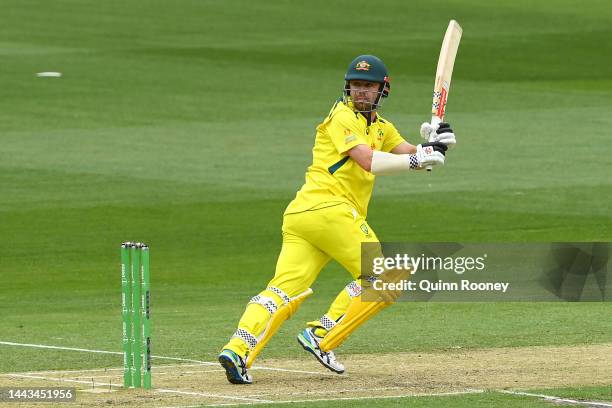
360,223,369,235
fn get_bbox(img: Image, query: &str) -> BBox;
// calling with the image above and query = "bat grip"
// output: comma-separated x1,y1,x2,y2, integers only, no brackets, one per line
426,116,442,172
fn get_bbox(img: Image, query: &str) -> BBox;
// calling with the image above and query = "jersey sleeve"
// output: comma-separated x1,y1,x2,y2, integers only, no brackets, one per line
381,122,407,152
326,110,367,154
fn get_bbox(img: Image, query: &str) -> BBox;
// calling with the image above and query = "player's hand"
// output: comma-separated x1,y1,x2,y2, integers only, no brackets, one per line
411,142,447,169
420,122,456,147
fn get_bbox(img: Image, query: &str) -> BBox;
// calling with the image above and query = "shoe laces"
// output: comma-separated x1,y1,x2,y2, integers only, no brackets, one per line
237,354,248,375
310,330,337,362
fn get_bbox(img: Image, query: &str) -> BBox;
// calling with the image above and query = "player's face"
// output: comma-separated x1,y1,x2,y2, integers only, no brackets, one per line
349,80,381,112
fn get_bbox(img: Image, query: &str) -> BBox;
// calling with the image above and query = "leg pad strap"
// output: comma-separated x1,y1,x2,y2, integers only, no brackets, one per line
245,288,313,368
249,295,278,315
320,272,409,352
232,328,258,350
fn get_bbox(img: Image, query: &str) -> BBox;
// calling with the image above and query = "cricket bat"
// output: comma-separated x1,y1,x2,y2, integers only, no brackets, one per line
427,19,462,171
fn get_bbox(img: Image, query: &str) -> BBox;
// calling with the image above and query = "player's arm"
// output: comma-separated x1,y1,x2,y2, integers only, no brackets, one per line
328,112,449,174
348,143,447,174
347,144,375,171
366,122,456,174
390,142,417,154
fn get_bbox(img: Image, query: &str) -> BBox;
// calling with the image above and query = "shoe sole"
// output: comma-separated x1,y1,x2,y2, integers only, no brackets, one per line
218,354,252,384
297,334,345,374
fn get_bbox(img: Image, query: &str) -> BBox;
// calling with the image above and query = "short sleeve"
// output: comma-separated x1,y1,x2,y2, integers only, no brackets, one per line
326,111,367,154
381,122,407,152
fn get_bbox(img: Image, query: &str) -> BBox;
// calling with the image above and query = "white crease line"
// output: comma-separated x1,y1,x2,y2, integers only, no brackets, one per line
7,373,272,404
15,362,217,375
156,388,273,403
159,406,201,408
155,363,220,369
23,367,126,374
144,369,226,375
249,365,334,376
0,341,123,356
155,363,216,368
499,390,612,407
203,389,486,406
18,370,224,380
58,375,122,380
244,385,405,397
159,405,202,408
0,341,215,365
0,340,330,376
8,373,120,389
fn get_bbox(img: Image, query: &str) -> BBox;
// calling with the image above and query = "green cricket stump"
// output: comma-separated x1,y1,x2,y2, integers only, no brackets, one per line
141,244,152,389
121,242,152,389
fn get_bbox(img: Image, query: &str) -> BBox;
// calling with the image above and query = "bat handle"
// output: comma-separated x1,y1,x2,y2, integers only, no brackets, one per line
425,116,442,172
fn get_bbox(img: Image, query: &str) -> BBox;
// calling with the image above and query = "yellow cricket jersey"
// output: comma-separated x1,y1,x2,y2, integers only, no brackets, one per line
284,99,406,217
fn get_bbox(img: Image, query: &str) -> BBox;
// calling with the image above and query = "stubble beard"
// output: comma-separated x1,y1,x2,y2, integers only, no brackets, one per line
354,99,374,112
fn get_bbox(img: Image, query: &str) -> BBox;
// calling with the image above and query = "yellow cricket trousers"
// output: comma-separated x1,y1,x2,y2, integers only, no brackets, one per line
223,202,380,357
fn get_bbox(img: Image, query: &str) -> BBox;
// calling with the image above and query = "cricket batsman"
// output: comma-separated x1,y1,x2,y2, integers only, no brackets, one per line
218,55,456,384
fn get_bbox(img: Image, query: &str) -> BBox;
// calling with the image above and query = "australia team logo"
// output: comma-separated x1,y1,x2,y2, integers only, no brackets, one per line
355,61,371,71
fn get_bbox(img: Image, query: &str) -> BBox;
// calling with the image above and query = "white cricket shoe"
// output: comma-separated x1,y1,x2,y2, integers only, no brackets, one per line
297,328,345,374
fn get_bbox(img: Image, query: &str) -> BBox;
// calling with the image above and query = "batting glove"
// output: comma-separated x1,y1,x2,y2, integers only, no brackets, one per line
410,142,447,169
420,122,456,147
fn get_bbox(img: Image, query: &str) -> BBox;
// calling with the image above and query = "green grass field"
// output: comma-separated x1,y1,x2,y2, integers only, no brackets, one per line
1,0,611,406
